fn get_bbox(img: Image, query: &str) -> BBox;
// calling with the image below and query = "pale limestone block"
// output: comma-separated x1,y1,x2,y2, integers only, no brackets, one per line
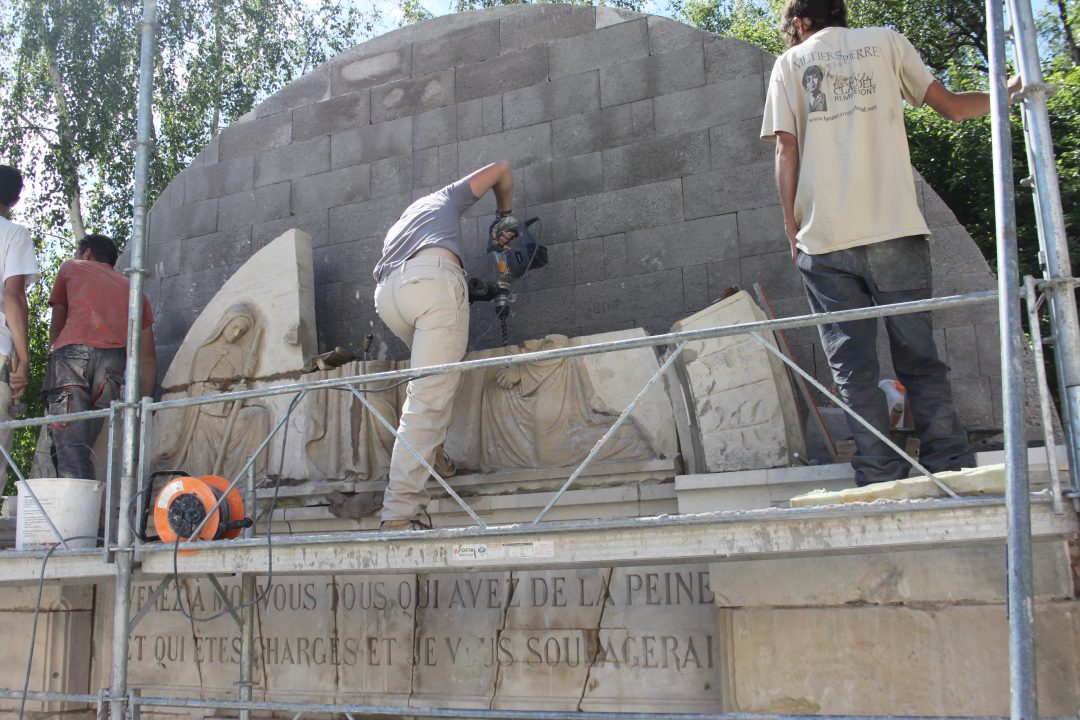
671,291,804,472
0,583,93,611
161,229,316,388
504,569,609,630
0,596,93,716
153,230,317,484
95,574,417,708
571,329,678,457
709,541,1074,607
332,573,416,703
675,471,771,512
410,571,507,707
426,483,678,526
791,463,1006,507
726,603,1080,716
581,564,723,712
491,629,596,710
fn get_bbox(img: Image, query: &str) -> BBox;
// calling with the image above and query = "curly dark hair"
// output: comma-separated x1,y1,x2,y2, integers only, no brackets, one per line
781,0,847,47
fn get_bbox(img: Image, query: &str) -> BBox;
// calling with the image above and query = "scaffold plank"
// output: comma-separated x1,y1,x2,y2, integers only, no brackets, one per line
137,498,1075,577
0,498,1074,586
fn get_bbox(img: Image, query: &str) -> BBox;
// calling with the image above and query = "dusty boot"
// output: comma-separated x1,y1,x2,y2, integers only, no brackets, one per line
433,445,457,478
380,518,431,531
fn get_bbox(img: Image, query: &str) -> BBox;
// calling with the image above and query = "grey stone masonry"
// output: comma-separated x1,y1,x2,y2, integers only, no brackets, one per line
143,4,1002,431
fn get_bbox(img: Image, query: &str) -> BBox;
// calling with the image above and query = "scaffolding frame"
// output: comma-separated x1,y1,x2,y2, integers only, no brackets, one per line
0,0,1078,717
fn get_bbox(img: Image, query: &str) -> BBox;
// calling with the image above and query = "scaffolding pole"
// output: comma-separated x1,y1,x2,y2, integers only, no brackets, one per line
1007,0,1080,493
109,1,156,719
987,1,1037,716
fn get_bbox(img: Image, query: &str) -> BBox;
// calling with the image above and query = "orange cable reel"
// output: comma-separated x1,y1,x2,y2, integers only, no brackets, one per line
153,475,250,545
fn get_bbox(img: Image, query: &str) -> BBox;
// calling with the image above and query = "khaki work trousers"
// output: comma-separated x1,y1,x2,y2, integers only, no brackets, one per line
374,256,469,523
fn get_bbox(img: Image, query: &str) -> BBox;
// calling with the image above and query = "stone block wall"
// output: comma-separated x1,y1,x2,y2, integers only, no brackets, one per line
142,4,1002,430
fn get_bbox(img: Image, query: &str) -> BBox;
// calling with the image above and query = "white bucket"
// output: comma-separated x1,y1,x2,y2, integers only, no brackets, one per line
15,478,103,551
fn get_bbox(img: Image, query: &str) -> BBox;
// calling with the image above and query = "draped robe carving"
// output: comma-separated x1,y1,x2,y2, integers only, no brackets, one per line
479,335,655,471
154,305,271,481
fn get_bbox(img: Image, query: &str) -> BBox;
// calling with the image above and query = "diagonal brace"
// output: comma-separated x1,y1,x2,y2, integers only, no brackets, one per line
750,332,959,498
349,387,486,528
531,342,687,525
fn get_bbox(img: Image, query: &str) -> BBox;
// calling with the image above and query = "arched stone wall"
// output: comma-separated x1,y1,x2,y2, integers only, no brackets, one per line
143,3,1002,430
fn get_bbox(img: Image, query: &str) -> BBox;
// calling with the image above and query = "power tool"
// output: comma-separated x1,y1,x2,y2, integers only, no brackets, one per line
467,216,548,344
152,475,251,543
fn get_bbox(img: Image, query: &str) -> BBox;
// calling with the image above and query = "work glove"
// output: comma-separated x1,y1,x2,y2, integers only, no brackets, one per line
489,213,519,246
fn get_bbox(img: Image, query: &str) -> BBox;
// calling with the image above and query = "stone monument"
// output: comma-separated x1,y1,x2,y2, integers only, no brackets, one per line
4,7,1076,720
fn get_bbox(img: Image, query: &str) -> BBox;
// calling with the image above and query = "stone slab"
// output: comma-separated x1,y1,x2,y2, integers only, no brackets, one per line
160,229,316,388
726,603,1080,716
574,179,683,239
599,42,705,108
256,63,331,117
292,91,372,143
331,46,411,97
709,542,1075,607
0,602,93,715
548,19,649,79
671,291,804,472
442,328,678,474
503,71,600,131
372,68,455,123
790,464,1006,507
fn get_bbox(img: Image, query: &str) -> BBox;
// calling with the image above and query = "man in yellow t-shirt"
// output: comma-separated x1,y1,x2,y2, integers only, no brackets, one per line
762,0,1019,485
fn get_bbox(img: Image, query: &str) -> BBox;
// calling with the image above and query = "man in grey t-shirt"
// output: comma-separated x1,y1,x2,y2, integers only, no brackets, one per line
374,161,517,531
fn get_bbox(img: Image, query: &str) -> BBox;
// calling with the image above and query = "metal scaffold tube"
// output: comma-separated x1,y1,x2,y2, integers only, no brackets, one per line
109,1,157,719
1007,0,1080,493
987,1,1037,717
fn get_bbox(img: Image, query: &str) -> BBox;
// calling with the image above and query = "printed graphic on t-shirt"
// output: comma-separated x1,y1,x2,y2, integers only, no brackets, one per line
801,65,828,113
794,44,882,123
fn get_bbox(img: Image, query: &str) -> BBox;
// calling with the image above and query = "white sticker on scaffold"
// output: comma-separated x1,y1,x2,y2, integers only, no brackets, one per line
449,541,554,564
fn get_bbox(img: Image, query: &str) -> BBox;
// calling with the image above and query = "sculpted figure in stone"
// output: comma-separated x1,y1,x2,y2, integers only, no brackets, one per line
296,360,398,482
480,334,655,471
155,304,270,481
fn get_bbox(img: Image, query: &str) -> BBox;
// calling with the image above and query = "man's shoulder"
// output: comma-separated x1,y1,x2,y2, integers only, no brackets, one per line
0,216,30,242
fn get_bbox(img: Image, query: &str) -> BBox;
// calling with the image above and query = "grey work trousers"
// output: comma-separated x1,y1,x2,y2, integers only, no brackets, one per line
796,235,974,485
43,345,125,480
374,256,469,523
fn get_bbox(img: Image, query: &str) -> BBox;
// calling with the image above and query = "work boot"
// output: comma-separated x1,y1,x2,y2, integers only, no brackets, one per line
433,445,457,478
380,518,432,532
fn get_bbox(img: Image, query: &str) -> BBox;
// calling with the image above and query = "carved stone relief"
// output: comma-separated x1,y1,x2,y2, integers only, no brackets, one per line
155,304,271,481
670,291,805,473
444,329,679,479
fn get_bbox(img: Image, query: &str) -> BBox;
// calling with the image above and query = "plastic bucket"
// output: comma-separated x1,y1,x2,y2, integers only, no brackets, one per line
15,478,103,551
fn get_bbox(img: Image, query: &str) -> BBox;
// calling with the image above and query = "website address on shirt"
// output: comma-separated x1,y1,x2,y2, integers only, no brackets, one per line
808,104,878,123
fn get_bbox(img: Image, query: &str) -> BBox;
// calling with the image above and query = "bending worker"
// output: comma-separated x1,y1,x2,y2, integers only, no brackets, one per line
762,0,1020,485
373,162,517,531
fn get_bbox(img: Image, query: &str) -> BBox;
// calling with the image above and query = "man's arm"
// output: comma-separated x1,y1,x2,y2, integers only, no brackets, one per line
466,161,514,212
774,131,801,261
140,325,157,399
4,275,30,397
922,76,1022,122
49,302,67,347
